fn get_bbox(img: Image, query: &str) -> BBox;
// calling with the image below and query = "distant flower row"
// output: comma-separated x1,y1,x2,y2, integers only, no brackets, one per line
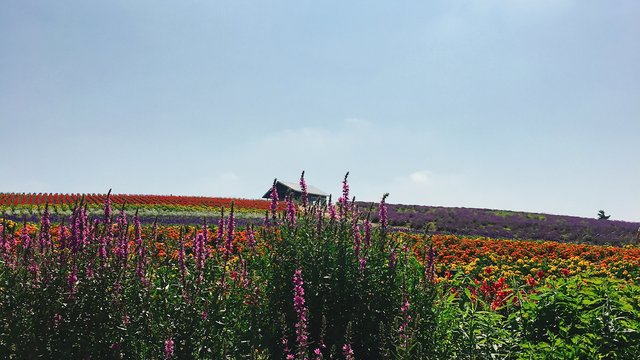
0,192,278,211
362,203,640,246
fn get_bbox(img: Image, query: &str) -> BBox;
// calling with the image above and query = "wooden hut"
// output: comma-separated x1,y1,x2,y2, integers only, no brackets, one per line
262,181,328,203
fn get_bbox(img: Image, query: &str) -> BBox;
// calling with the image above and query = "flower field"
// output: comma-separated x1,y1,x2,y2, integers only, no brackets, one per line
0,192,274,227
1,175,640,359
361,203,639,246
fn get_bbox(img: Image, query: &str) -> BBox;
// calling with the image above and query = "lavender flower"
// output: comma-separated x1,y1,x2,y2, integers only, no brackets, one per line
202,217,208,245
3,229,15,269
300,171,309,208
363,219,371,248
104,189,112,224
0,231,4,265
134,213,147,284
39,203,51,253
352,223,361,259
103,197,115,250
194,233,206,284
178,231,188,292
85,258,95,279
340,172,350,218
67,265,78,296
226,203,235,259
20,223,32,254
98,232,108,263
379,193,389,235
286,195,296,225
216,208,225,249
263,210,270,227
270,179,279,223
240,258,250,288
116,207,129,261
58,224,67,263
316,204,324,234
29,259,40,282
389,247,397,270
359,256,367,272
398,296,412,348
80,206,90,248
282,337,292,360
293,268,309,358
342,343,354,360
164,337,174,359
425,243,436,283
247,225,256,252
0,223,4,253
328,196,336,222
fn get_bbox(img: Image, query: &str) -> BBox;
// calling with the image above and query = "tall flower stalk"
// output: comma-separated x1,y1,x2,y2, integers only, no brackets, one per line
225,202,235,260
247,225,256,252
300,171,309,209
398,294,412,349
164,337,174,359
39,203,51,254
293,268,309,359
178,229,188,298
270,179,279,224
134,211,147,285
379,193,389,236
216,207,225,249
286,195,296,226
339,172,350,219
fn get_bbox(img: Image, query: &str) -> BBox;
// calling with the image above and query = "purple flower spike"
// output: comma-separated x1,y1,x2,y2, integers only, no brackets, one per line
67,265,78,296
194,233,206,284
293,268,309,358
104,189,112,224
399,295,413,348
164,337,175,359
178,232,188,293
263,210,270,227
353,223,361,259
134,212,147,284
226,202,235,259
216,207,225,249
21,224,32,254
247,225,256,252
286,195,296,225
270,179,279,223
39,203,51,253
328,196,336,222
342,343,355,360
364,219,371,248
300,171,309,208
379,193,389,235
340,172,350,218
202,218,208,249
389,247,397,270
359,256,367,272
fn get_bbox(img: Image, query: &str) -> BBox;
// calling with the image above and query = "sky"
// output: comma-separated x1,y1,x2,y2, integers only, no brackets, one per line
1,0,639,222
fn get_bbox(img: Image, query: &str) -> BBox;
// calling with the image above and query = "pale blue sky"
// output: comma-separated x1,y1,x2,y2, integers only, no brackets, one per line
1,0,639,221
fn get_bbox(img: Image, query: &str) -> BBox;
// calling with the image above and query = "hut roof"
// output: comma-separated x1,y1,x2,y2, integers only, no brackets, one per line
262,180,328,199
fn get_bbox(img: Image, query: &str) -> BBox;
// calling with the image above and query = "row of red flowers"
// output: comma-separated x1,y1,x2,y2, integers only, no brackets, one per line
0,192,280,211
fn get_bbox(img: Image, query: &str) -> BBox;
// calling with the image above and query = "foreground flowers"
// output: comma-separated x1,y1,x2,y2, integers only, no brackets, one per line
1,173,639,359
